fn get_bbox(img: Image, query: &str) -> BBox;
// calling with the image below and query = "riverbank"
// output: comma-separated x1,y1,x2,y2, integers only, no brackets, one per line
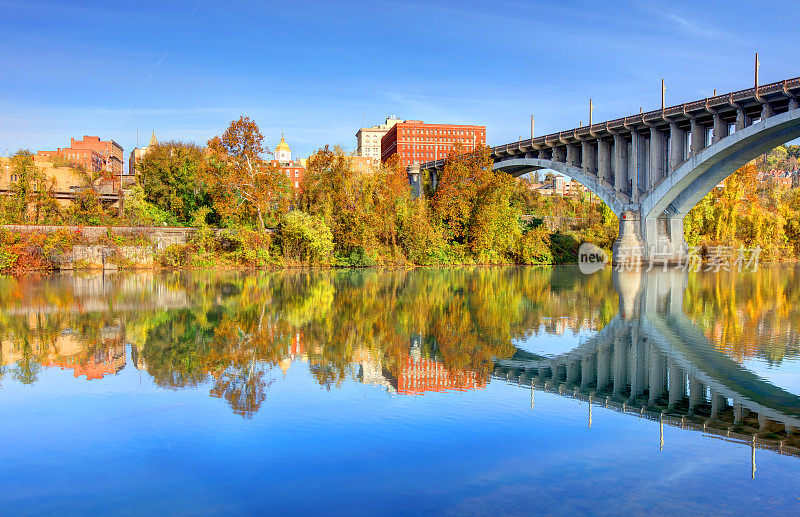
0,224,587,274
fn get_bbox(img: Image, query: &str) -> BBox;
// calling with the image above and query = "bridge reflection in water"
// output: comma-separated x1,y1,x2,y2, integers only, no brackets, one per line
494,269,800,478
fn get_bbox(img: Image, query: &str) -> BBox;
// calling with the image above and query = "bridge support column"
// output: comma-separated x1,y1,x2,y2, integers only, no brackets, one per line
690,118,706,156
649,127,666,186
669,122,686,172
566,144,580,167
713,113,729,143
598,139,612,186
581,141,597,175
790,97,800,111
637,214,687,265
408,164,421,198
736,108,748,131
630,132,642,202
612,211,645,266
760,102,774,120
613,134,628,196
612,211,687,266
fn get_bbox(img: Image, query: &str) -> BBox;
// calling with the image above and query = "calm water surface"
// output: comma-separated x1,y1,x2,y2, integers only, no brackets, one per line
1,266,799,515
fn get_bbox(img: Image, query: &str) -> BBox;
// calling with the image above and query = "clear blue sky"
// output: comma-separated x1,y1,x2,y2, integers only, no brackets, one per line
1,0,798,164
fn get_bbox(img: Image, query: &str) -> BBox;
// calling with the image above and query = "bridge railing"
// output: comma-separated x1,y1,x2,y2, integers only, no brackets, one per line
417,77,800,170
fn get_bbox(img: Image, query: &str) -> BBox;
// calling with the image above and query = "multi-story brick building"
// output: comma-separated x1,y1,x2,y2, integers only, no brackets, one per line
356,115,403,160
36,135,124,176
69,136,124,175
36,148,105,173
380,120,486,166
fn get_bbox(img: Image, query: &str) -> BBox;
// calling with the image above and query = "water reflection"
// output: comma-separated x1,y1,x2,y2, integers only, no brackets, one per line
495,269,800,477
1,267,798,464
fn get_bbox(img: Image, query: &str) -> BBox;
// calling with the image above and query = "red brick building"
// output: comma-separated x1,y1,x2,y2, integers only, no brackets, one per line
380,120,486,166
37,135,124,176
271,135,305,191
37,148,106,173
69,136,124,175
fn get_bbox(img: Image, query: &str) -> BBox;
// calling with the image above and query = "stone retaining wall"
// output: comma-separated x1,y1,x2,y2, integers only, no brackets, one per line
63,245,155,270
0,225,195,250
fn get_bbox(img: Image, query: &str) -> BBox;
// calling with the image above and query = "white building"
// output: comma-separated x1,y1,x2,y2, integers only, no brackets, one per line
356,115,403,160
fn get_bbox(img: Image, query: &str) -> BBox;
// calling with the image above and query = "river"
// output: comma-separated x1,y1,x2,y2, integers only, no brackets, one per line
0,266,798,515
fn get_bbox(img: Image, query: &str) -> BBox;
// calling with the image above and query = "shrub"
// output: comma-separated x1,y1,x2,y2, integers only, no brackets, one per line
513,227,553,264
157,244,193,268
281,211,334,265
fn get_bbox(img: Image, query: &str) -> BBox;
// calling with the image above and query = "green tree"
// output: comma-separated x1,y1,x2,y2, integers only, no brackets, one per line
137,141,210,224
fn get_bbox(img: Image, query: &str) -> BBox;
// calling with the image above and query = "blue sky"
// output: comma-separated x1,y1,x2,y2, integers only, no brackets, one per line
1,0,799,164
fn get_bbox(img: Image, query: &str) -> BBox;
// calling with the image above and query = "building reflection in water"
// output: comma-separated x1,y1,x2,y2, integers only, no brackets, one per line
0,268,798,476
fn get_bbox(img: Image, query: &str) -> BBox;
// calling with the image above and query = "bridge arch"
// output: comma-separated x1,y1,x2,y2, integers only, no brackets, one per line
493,157,625,216
642,109,800,219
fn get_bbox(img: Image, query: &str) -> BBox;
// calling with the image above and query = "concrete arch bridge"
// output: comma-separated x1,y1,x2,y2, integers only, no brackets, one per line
413,77,800,263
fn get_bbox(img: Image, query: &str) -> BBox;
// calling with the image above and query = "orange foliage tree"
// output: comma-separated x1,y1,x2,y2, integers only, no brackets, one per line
205,116,291,229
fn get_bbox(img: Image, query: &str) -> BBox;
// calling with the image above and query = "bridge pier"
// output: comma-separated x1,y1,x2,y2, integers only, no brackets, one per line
612,210,687,266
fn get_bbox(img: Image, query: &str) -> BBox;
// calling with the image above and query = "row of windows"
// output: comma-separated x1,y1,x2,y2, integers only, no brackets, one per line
401,137,482,143
400,128,482,137
398,143,472,151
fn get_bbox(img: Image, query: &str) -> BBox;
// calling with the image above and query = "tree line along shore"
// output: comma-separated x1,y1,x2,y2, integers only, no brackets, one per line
1,117,799,274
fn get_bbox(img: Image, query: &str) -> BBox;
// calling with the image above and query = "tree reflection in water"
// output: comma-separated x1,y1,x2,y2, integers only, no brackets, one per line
1,267,798,419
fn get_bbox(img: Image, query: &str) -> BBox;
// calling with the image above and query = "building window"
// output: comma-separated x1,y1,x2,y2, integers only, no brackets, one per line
294,181,299,188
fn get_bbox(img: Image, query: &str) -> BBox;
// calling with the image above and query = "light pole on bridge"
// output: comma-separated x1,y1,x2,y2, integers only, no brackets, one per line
530,114,534,140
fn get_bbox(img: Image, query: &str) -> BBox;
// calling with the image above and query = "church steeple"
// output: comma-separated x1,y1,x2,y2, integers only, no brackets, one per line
148,131,158,147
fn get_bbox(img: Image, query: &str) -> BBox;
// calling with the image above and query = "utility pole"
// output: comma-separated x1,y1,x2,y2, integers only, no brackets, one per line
661,78,666,111
589,99,594,127
530,114,535,140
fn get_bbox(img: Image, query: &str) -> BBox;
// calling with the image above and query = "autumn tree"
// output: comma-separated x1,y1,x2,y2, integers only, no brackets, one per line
432,144,494,243
298,147,414,263
206,116,291,230
5,151,60,224
137,141,210,224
